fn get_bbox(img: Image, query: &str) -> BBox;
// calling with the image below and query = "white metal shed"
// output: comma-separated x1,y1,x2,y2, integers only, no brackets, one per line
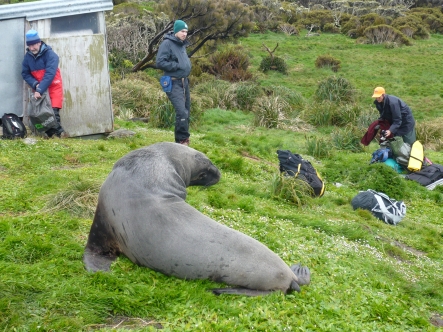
0,0,114,137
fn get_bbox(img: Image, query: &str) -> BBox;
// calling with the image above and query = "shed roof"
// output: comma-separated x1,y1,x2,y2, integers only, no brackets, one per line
0,0,113,21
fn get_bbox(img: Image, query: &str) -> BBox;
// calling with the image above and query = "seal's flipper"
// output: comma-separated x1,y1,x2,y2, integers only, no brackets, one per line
83,247,117,272
83,203,120,272
210,288,273,297
290,263,311,286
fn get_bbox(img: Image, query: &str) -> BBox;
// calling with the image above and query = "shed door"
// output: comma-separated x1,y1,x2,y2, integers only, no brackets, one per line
0,18,25,118
47,35,113,137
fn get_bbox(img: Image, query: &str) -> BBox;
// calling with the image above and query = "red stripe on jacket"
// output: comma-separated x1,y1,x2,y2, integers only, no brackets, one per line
32,68,64,109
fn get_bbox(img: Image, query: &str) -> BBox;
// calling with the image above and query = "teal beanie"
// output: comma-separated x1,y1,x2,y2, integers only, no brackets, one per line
173,20,188,34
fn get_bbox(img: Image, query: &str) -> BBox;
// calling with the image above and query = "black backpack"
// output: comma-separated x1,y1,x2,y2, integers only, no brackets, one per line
277,150,325,197
1,113,27,139
351,189,406,225
405,164,443,189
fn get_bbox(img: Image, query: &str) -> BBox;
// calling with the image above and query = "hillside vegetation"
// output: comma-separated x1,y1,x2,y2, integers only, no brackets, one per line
1,2,443,331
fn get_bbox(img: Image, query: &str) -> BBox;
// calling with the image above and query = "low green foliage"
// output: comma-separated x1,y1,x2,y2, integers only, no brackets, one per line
315,54,341,72
314,76,356,103
259,55,288,74
207,46,253,82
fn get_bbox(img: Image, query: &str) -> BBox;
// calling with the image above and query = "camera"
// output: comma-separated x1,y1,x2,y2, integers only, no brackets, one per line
380,130,387,141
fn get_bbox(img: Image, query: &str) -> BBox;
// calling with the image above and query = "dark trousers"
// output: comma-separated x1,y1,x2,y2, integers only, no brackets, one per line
45,108,65,137
166,78,190,143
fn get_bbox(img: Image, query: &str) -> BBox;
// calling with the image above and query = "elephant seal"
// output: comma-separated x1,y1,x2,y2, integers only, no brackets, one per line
83,142,310,295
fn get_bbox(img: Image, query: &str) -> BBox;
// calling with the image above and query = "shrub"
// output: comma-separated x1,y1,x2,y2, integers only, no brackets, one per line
392,15,430,39
330,125,365,152
271,174,313,206
315,54,341,72
208,46,253,82
279,23,299,36
299,10,334,31
363,25,411,46
314,76,356,103
259,56,288,74
409,7,443,34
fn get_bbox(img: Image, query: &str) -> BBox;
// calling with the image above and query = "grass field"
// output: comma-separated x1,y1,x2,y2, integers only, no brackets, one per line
1,31,443,331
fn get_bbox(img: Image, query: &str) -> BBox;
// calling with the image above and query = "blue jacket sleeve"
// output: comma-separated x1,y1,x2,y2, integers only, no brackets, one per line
21,56,39,89
156,40,179,72
36,50,59,94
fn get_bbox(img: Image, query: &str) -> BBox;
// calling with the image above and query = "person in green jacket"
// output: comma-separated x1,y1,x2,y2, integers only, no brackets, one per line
156,20,192,146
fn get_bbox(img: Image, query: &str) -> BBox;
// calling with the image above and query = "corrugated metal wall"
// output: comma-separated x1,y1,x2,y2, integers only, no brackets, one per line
0,17,26,117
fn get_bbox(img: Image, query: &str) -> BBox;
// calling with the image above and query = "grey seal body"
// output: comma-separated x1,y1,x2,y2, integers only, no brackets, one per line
83,142,310,295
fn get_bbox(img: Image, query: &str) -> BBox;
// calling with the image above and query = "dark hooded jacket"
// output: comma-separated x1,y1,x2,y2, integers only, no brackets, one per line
373,94,415,137
155,32,191,78
22,42,63,109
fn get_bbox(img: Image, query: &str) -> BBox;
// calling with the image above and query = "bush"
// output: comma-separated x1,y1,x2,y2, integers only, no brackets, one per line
363,25,411,46
314,76,356,103
259,56,288,74
279,23,299,36
208,46,253,82
392,16,430,39
315,54,341,72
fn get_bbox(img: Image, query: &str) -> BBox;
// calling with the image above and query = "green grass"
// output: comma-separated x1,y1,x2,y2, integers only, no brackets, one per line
239,31,443,120
2,31,443,331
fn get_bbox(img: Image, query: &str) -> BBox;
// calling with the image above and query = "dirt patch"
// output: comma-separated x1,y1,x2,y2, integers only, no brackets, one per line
430,313,443,327
377,235,426,259
88,316,163,330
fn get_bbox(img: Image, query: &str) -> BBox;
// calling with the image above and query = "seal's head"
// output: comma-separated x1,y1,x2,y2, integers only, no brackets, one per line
189,153,221,186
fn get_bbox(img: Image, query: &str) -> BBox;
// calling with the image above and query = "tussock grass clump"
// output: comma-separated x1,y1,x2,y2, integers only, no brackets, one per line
193,79,234,110
112,78,166,118
271,174,313,206
315,54,341,72
305,135,331,158
330,125,365,152
416,119,443,146
264,85,306,113
314,76,356,103
301,101,363,127
252,96,291,129
232,81,263,111
43,180,101,218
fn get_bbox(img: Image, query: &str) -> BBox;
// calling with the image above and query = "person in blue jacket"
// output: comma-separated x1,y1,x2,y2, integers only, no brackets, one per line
156,20,192,146
372,87,416,144
22,29,67,138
